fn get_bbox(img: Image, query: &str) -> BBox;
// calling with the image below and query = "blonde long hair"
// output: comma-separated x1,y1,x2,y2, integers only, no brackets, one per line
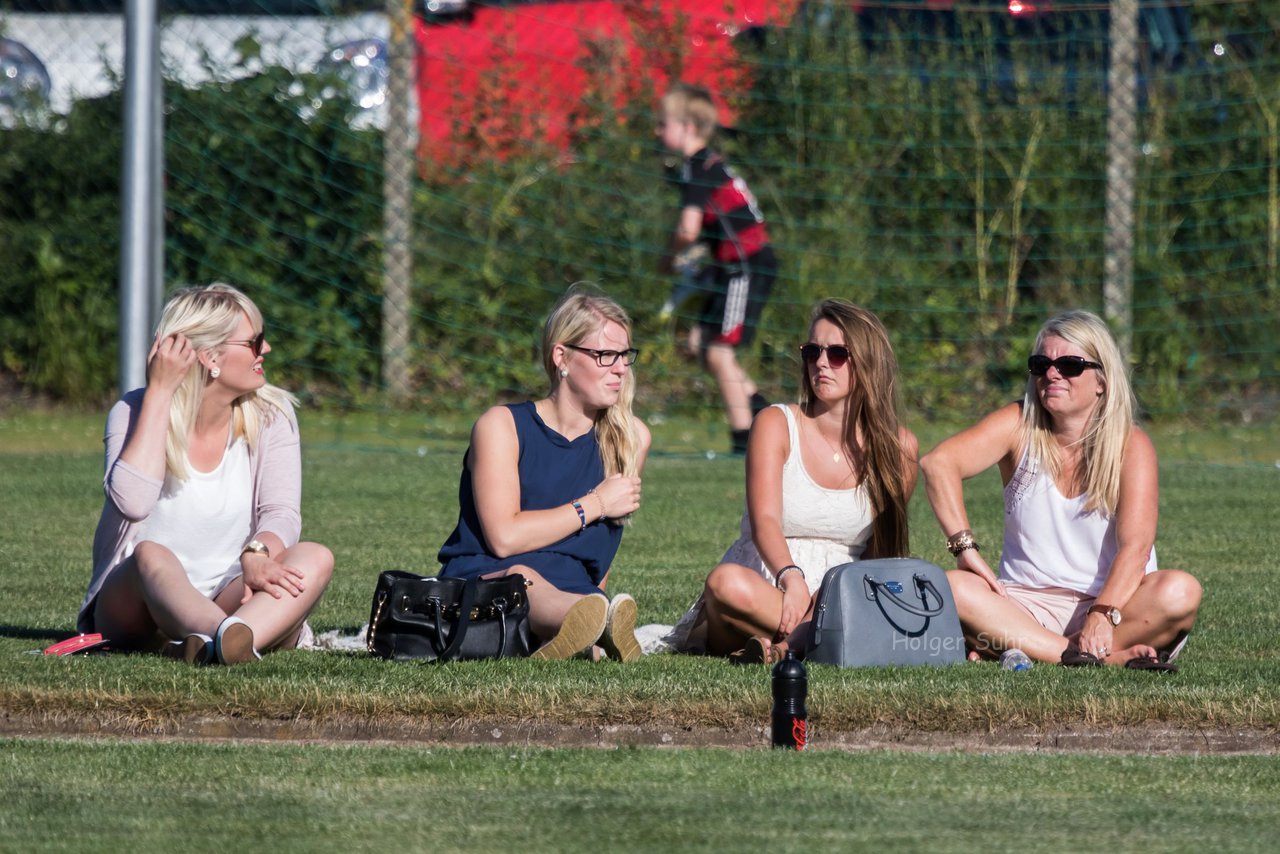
799,300,910,559
1018,310,1135,515
154,283,296,480
541,285,642,479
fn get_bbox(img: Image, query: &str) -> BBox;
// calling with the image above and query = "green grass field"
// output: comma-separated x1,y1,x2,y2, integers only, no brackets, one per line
1,412,1277,850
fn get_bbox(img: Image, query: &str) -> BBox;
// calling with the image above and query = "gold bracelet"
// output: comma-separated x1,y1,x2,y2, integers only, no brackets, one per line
945,529,981,556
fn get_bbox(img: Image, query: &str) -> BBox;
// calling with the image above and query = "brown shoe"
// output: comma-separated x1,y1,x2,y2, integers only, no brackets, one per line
182,633,213,665
532,594,607,661
600,594,642,662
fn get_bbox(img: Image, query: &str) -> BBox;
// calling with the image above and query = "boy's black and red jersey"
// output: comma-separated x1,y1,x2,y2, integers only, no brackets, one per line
679,147,776,271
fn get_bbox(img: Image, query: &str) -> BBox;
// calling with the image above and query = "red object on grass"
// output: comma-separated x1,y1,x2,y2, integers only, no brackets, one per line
43,633,110,656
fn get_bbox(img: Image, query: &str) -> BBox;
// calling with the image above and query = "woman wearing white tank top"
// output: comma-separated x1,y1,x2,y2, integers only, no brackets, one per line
921,310,1200,670
667,300,919,662
81,284,334,665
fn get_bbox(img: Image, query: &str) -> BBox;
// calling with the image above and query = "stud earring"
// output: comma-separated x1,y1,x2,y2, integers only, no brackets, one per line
558,368,569,378
210,366,221,379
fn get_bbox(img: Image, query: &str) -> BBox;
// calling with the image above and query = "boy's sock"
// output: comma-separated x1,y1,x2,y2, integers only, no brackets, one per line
730,428,751,456
749,392,770,418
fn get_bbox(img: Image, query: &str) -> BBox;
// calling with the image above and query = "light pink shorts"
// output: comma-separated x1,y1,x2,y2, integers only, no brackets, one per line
1002,583,1094,637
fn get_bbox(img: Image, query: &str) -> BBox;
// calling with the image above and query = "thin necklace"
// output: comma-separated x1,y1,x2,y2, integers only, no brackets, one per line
809,416,848,464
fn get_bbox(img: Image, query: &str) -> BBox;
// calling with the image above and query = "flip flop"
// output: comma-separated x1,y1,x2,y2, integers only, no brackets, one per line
1060,648,1104,667
730,636,787,665
1125,655,1178,674
729,636,770,665
43,633,111,656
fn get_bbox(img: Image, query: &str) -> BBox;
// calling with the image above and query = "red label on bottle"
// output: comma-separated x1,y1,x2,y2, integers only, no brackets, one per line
792,717,807,750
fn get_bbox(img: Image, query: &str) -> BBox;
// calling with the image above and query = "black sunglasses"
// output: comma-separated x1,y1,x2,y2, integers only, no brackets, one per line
800,343,852,368
566,344,639,367
225,331,266,357
1028,354,1102,378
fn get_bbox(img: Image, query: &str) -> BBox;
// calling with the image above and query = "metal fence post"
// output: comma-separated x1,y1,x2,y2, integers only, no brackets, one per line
119,0,162,394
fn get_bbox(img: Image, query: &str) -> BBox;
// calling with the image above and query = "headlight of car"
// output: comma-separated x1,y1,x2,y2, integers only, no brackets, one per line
0,36,52,127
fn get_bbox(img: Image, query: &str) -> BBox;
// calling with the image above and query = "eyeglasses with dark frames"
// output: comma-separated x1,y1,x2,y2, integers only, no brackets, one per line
225,331,266,357
1027,354,1102,378
566,344,639,367
799,343,852,368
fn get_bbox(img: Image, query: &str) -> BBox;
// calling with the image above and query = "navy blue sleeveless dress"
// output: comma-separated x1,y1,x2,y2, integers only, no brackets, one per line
437,401,623,595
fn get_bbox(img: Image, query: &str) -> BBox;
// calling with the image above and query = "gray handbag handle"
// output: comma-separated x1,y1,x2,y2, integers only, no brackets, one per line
864,573,946,618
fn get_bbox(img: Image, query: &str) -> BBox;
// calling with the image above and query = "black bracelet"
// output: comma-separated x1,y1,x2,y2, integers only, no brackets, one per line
775,565,805,589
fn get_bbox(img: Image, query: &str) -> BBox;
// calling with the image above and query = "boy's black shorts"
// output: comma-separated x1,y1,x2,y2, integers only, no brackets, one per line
698,259,776,349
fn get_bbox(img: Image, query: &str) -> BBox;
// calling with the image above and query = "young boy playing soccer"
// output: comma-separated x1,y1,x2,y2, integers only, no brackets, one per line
656,83,778,455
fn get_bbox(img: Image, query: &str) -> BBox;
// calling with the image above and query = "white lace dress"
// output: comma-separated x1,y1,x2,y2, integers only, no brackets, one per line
652,404,875,654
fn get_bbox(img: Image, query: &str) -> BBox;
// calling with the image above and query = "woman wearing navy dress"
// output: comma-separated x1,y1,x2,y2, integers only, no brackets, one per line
438,286,651,660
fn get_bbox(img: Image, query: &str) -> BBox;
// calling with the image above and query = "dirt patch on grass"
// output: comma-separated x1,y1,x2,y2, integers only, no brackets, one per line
2,710,1275,754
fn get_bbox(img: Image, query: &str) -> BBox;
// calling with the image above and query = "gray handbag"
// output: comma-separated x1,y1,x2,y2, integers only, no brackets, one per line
806,557,965,667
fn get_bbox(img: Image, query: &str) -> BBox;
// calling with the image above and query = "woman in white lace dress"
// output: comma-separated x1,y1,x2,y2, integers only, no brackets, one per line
666,300,918,661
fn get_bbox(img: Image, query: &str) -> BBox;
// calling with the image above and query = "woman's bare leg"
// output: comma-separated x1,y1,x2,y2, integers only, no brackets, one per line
702,563,785,656
216,542,334,651
93,542,227,648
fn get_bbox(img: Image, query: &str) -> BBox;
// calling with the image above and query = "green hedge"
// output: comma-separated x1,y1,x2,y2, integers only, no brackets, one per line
0,13,1275,422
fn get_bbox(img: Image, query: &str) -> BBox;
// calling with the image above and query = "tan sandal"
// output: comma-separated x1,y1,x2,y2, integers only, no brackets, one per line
532,594,608,660
730,635,783,665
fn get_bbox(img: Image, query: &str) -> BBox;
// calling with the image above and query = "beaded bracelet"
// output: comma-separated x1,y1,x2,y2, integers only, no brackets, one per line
775,565,805,589
945,528,981,556
571,499,587,531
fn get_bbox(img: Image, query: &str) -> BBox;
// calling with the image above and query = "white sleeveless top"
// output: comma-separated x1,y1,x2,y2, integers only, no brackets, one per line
135,437,254,597
717,404,874,594
1000,450,1156,597
663,404,874,653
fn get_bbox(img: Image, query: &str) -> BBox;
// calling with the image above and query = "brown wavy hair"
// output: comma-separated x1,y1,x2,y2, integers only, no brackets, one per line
798,299,910,559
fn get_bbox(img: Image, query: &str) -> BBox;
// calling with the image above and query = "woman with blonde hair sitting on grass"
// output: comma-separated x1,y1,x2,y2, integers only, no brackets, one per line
920,309,1200,670
437,285,651,661
81,283,333,665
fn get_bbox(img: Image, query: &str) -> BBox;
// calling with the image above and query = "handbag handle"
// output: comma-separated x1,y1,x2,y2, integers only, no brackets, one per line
864,573,946,618
435,576,480,661
438,577,515,661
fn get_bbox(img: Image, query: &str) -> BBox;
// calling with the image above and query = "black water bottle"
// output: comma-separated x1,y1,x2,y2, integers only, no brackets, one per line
771,650,808,750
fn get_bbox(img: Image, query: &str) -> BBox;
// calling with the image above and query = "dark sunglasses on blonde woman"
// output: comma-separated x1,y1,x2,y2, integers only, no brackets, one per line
1027,354,1102,378
800,343,852,368
225,331,266,357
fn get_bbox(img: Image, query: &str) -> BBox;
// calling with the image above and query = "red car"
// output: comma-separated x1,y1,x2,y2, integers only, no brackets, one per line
413,0,799,168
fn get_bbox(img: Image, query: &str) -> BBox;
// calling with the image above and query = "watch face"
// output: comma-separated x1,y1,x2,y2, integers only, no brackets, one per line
1108,608,1122,626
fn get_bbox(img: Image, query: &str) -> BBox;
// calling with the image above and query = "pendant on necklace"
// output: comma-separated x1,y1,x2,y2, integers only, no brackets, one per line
832,453,842,463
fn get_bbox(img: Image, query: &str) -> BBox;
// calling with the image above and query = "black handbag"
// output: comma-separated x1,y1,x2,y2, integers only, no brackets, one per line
806,558,965,667
366,571,533,662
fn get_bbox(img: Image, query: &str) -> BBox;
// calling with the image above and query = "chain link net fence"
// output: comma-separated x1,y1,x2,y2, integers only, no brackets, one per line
1,1,1276,455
